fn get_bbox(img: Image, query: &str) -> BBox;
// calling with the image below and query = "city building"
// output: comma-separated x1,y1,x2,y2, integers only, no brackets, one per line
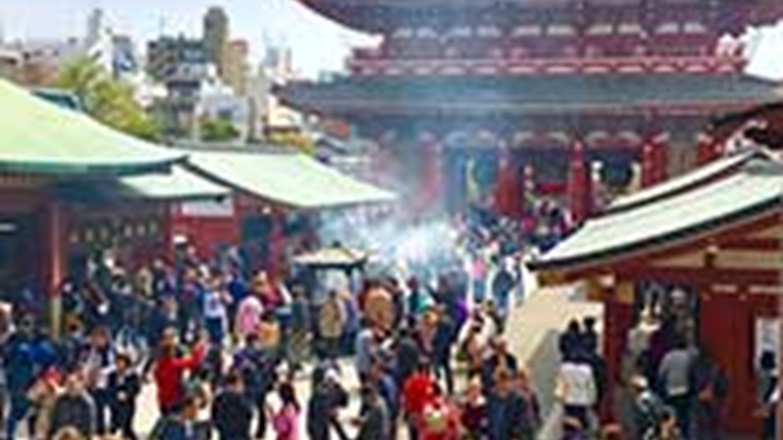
10,37,87,86
262,46,304,135
278,0,783,222
223,39,250,95
197,79,251,142
0,47,22,82
203,6,229,76
2,8,142,87
146,35,208,83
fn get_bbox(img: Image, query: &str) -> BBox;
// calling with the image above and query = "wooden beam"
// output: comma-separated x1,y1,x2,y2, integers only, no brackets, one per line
615,266,779,286
717,237,782,251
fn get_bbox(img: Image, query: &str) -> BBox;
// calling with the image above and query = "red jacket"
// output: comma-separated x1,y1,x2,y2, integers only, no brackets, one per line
153,345,205,411
403,372,434,416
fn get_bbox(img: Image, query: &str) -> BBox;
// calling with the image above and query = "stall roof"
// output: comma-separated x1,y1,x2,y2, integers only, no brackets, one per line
186,150,396,209
606,148,769,214
530,157,783,271
292,246,369,268
57,165,230,203
0,79,182,175
115,165,230,200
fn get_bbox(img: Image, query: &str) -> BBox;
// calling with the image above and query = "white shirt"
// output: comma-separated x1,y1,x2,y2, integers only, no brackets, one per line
203,290,226,320
559,362,597,407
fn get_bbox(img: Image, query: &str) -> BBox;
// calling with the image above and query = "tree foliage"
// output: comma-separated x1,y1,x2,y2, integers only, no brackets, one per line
267,131,315,154
200,118,241,142
57,58,161,141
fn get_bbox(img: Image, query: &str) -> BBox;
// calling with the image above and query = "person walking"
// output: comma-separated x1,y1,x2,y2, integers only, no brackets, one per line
306,366,349,440
107,352,141,440
690,349,727,440
354,385,390,440
234,333,277,440
287,286,311,373
460,377,487,440
555,350,597,433
48,372,96,440
271,381,301,440
82,326,115,436
151,328,206,414
318,290,347,360
212,371,253,440
658,338,696,438
432,304,457,395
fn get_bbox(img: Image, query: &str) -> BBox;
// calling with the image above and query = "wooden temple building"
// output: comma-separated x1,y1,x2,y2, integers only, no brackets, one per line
0,79,393,332
278,0,783,222
530,127,783,434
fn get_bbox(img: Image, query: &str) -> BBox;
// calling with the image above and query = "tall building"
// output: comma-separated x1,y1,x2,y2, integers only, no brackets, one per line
203,6,229,76
146,36,208,82
279,0,783,222
223,39,249,95
146,36,210,138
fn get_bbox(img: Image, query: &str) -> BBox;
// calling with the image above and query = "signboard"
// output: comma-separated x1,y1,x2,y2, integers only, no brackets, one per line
755,317,780,365
180,198,234,218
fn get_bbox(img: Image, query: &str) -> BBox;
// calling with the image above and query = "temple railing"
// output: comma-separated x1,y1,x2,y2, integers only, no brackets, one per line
347,54,746,76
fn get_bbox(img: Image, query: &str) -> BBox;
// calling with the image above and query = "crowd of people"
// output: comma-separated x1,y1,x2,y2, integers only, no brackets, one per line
0,230,544,440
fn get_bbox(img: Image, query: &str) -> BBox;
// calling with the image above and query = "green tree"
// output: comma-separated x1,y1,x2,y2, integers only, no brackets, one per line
267,130,315,154
200,118,241,142
57,58,161,141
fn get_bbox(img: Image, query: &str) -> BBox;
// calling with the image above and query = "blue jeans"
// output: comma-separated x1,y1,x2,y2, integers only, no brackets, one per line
5,392,29,440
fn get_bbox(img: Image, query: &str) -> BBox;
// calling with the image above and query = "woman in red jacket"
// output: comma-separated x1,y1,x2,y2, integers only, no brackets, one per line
151,327,206,414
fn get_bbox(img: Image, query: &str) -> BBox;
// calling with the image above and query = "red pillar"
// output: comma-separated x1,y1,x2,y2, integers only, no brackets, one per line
654,133,668,183
640,139,657,188
697,133,723,165
43,199,66,337
567,139,589,224
640,133,668,187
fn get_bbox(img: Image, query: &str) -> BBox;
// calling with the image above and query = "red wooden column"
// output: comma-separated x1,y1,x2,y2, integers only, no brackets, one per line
697,132,723,165
640,133,668,187
567,139,589,224
42,199,67,337
653,133,669,183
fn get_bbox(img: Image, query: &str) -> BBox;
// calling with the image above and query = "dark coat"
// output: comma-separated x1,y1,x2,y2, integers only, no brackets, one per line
49,392,96,439
212,390,253,440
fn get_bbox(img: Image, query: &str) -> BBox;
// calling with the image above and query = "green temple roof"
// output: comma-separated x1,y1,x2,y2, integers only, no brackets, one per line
186,150,396,209
115,165,230,201
277,74,781,117
0,79,182,175
529,156,783,271
57,165,231,204
606,148,770,214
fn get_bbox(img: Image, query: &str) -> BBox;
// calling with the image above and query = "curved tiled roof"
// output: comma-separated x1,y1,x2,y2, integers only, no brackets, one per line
298,0,783,33
0,79,182,175
529,156,783,272
278,74,781,117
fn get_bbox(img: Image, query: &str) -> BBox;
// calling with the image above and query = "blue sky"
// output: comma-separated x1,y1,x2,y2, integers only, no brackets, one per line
0,0,779,79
